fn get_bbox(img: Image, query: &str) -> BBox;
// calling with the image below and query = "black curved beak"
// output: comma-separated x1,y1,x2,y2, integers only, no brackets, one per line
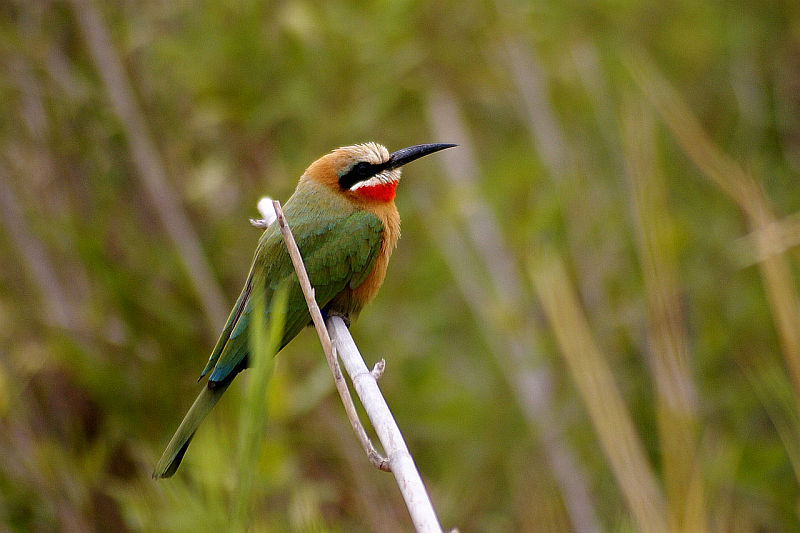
386,143,457,170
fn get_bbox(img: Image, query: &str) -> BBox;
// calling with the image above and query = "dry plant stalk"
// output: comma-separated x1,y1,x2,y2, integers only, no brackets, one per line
733,211,800,267
272,201,445,533
621,98,705,531
425,89,601,533
531,253,668,533
68,0,228,329
626,50,800,410
0,169,75,330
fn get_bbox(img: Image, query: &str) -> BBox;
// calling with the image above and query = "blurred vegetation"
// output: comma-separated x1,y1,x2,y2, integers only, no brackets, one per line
2,0,800,531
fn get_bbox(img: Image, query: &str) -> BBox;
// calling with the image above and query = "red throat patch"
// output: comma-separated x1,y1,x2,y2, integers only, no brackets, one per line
354,181,397,202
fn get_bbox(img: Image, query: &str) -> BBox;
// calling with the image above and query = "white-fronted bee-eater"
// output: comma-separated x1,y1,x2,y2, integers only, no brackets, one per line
154,142,456,478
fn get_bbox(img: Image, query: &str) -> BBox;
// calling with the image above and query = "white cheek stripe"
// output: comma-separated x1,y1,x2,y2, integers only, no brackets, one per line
349,170,398,191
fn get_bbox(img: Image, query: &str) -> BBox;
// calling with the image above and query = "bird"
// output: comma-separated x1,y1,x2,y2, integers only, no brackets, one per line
153,142,456,478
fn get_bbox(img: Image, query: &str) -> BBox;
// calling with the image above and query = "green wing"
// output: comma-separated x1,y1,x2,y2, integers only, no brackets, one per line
202,204,383,385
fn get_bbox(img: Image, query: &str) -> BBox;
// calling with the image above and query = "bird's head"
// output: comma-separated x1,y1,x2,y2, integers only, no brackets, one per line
302,142,456,203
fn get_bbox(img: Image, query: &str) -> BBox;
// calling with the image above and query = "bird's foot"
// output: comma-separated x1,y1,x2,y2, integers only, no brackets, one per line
323,309,351,328
249,218,270,229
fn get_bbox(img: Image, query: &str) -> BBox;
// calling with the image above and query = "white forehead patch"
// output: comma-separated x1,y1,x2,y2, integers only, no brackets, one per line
347,142,390,165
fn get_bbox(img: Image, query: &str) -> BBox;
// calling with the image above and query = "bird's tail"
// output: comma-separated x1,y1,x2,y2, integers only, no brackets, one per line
153,381,231,478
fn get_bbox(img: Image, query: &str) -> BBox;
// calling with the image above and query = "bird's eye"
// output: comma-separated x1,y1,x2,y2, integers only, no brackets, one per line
338,161,377,190
355,162,371,176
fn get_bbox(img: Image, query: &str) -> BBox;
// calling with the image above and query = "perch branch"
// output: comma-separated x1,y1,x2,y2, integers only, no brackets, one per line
272,200,444,533
326,317,444,533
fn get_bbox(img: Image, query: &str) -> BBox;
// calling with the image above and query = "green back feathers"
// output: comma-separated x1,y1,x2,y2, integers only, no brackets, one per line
202,183,384,386
155,184,384,478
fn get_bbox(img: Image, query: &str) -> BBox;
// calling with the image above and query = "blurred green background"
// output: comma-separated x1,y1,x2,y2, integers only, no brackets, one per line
2,0,800,531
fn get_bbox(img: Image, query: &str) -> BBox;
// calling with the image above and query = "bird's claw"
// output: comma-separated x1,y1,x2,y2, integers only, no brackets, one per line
250,218,270,229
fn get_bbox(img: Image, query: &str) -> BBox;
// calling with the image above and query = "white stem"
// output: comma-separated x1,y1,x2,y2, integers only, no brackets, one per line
326,317,444,533
272,200,446,531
